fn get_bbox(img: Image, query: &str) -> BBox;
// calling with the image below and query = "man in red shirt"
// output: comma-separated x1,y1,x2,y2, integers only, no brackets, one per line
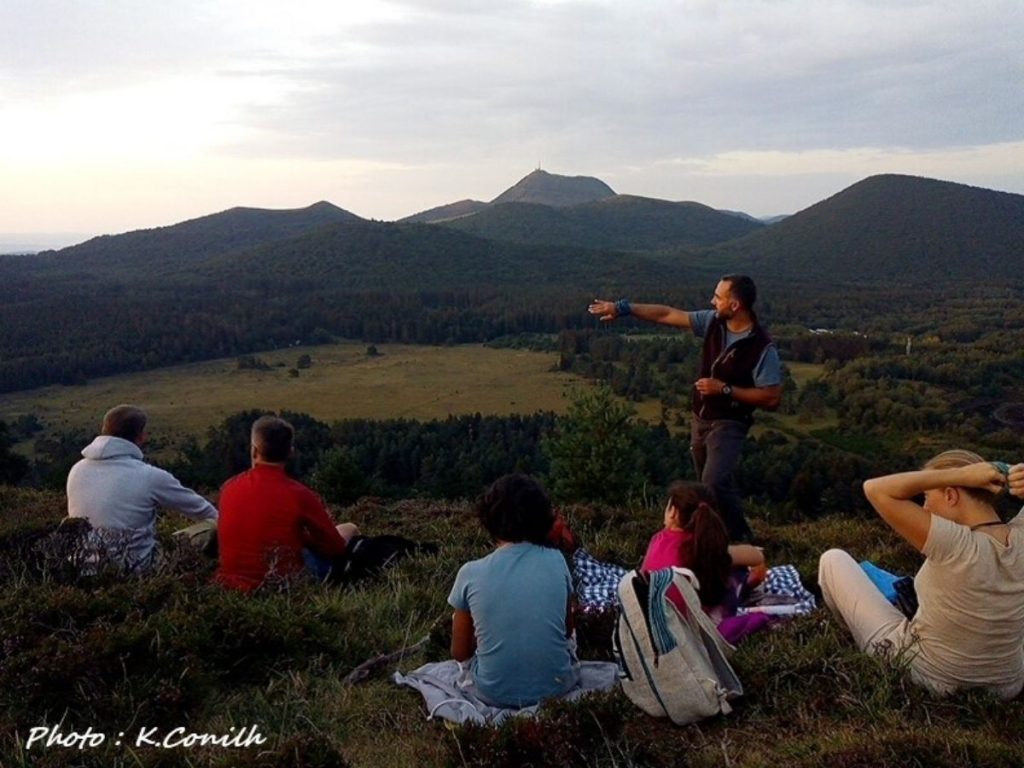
216,415,360,591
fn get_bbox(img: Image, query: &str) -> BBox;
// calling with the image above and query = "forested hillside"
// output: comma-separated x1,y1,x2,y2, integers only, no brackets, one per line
1,217,705,392
192,219,679,290
25,201,361,276
2,173,1022,395
443,195,764,250
707,174,1024,280
400,198,489,224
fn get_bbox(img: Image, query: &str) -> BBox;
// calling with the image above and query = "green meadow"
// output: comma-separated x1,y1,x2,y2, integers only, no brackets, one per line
784,361,826,388
0,341,838,457
0,343,588,454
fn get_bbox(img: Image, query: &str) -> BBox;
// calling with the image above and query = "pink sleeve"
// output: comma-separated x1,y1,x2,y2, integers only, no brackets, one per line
642,532,686,572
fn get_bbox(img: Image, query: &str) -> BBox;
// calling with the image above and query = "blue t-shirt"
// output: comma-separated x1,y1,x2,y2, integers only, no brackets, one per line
448,542,576,706
689,309,783,387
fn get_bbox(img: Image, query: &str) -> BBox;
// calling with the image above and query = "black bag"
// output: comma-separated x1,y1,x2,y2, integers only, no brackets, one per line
329,535,437,584
893,576,918,619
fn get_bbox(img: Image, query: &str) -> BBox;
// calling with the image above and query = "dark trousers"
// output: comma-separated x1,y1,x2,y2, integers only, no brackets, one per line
690,417,752,542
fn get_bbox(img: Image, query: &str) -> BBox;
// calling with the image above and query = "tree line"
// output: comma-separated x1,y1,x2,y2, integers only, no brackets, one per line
5,268,1022,395
9,391,900,522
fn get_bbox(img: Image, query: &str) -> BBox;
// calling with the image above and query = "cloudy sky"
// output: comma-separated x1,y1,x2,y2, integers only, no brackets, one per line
2,0,1022,244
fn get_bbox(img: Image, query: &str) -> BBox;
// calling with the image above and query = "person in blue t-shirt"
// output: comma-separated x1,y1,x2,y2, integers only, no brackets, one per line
448,473,578,707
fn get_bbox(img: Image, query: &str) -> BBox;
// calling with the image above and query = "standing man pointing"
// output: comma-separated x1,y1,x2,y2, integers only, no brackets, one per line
589,275,782,541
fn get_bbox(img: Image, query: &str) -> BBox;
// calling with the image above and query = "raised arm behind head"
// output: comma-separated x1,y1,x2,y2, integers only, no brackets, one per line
863,449,1007,551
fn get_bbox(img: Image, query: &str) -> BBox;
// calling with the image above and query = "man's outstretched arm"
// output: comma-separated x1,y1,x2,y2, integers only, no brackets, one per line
588,299,692,328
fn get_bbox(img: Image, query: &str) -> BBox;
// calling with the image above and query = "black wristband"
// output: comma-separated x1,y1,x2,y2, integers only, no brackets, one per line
615,299,631,317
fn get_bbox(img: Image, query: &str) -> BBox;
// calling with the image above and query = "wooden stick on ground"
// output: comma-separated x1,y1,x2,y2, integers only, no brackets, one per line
341,634,431,686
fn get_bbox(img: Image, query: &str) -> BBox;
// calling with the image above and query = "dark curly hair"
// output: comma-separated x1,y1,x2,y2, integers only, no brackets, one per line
477,474,555,545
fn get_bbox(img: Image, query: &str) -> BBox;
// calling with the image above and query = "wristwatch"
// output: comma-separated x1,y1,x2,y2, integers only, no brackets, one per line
721,384,733,397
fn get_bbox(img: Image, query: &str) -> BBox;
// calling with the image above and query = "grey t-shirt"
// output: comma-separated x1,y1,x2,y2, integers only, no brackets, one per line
908,512,1024,699
689,309,782,387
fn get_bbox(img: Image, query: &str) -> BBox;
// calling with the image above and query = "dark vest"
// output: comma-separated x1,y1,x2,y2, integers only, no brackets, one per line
693,315,773,424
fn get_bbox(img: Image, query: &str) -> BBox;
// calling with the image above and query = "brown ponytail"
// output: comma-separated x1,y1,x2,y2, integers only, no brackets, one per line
667,481,732,607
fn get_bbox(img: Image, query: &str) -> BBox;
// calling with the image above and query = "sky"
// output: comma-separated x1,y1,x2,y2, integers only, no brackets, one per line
1,0,1022,246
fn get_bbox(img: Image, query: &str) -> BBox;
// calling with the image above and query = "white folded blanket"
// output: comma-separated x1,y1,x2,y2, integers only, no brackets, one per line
393,660,620,725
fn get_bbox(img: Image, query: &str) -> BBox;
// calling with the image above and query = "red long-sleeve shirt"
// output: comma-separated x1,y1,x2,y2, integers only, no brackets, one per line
215,464,347,591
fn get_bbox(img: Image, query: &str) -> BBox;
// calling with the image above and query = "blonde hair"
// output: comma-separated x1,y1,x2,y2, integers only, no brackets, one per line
923,449,985,471
923,449,997,507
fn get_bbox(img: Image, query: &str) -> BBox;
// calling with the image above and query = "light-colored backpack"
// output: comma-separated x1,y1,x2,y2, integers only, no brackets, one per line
613,567,743,725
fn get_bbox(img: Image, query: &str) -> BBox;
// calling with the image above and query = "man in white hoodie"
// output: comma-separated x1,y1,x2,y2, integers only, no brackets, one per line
67,404,218,571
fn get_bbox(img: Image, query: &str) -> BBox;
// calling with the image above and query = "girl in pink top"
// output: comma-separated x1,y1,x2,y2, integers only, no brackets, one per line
642,482,765,615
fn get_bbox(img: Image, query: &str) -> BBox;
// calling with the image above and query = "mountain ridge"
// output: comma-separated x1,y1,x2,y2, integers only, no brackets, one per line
402,169,619,224
399,199,489,224
490,169,616,207
705,174,1024,280
443,194,764,251
9,172,1023,286
33,201,362,274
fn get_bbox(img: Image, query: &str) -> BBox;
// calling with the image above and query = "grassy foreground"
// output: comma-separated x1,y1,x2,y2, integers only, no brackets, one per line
1,486,1021,768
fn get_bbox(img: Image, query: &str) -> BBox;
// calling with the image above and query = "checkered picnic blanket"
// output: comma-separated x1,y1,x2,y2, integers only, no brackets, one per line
572,549,815,617
738,564,817,616
572,548,628,613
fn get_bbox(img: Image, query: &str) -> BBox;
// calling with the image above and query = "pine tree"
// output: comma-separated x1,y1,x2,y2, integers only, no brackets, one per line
543,386,644,505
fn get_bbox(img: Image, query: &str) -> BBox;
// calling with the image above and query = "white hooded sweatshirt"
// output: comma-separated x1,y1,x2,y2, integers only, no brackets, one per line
66,435,218,570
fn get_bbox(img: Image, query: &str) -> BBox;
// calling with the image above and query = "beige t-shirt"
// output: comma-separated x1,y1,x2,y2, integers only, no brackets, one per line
908,511,1024,699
